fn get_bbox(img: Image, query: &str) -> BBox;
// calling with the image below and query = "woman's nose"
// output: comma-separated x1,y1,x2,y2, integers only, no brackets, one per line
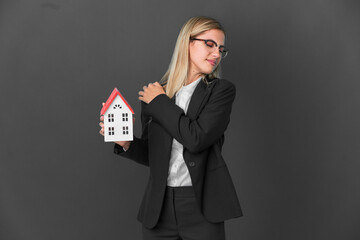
211,48,221,58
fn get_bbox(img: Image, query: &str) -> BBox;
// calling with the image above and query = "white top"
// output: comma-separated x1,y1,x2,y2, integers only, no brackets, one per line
167,77,202,186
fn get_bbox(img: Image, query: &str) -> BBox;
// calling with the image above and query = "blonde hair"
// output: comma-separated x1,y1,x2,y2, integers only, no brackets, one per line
161,16,226,98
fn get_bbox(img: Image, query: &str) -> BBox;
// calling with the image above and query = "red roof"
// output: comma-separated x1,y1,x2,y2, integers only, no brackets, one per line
100,88,135,115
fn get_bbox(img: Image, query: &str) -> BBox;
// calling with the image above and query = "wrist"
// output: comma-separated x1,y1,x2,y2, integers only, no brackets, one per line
122,142,131,151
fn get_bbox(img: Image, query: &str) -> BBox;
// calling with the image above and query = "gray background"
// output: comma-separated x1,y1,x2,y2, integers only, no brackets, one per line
1,0,359,239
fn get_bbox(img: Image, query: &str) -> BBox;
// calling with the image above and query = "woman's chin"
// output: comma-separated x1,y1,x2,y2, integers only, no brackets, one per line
201,68,215,75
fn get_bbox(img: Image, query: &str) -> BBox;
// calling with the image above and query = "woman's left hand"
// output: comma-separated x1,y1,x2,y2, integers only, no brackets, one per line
138,82,166,104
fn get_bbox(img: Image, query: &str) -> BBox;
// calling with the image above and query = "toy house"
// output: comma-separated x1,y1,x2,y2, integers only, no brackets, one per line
100,88,134,142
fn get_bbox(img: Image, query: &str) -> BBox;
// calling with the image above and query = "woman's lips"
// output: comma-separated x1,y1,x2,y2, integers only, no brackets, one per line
207,60,216,66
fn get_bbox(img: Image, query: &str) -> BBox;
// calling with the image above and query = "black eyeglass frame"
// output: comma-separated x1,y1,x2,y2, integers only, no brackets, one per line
190,38,228,58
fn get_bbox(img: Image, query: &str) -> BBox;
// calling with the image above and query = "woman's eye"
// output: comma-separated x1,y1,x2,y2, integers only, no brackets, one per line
205,41,215,47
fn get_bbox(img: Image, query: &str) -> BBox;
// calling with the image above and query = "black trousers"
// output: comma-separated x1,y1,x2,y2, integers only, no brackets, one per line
142,186,225,240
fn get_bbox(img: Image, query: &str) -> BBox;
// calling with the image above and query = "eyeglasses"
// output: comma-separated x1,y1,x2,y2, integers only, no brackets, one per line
190,38,228,58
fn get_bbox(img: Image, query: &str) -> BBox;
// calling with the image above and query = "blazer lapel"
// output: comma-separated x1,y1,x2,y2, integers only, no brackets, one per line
170,77,217,119
186,79,211,120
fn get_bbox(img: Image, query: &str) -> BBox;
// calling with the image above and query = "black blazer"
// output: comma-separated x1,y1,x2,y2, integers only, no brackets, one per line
114,76,243,229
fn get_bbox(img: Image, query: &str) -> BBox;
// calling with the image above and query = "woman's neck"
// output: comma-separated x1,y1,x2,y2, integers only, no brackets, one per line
186,72,204,86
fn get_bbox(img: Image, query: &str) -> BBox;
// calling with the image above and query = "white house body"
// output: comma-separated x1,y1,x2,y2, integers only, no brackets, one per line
101,88,134,142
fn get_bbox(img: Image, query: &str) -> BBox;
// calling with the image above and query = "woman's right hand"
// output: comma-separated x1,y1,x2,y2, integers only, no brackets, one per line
99,102,132,150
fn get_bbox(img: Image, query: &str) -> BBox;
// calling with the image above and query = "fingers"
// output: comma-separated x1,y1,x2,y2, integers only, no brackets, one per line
143,82,159,89
138,91,144,102
138,90,146,103
99,121,104,136
148,82,161,87
99,121,104,135
100,102,105,129
140,82,160,94
99,109,104,136
138,95,146,103
139,82,163,103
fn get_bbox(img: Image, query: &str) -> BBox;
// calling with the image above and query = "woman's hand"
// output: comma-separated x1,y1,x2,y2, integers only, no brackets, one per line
99,102,132,150
138,82,165,104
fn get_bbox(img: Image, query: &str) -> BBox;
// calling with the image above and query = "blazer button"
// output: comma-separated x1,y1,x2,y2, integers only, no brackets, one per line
189,161,195,167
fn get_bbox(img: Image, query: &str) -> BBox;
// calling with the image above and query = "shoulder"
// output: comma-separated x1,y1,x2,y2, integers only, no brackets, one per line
216,78,235,90
208,78,236,96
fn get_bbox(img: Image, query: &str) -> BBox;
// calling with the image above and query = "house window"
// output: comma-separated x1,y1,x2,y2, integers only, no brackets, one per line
123,126,129,135
113,104,122,109
109,127,115,135
122,113,128,122
108,113,114,122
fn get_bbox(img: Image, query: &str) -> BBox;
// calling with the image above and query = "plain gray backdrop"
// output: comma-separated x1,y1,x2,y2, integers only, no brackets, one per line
1,0,359,239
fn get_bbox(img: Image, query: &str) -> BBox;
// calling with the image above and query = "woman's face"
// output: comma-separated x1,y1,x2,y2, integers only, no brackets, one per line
188,29,225,77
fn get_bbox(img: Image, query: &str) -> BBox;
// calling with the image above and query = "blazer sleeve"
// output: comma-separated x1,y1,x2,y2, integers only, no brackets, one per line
143,80,236,153
113,102,150,167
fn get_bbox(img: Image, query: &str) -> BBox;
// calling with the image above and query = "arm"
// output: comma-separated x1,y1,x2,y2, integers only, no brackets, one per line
113,102,150,166
143,80,236,153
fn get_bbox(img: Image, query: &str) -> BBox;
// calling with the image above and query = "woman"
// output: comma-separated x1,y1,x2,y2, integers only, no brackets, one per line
99,16,242,240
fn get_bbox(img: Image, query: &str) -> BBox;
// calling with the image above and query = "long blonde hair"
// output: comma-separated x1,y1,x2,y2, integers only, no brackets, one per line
161,16,226,98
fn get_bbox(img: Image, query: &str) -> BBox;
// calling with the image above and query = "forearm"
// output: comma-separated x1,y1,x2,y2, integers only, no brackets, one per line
143,81,236,153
